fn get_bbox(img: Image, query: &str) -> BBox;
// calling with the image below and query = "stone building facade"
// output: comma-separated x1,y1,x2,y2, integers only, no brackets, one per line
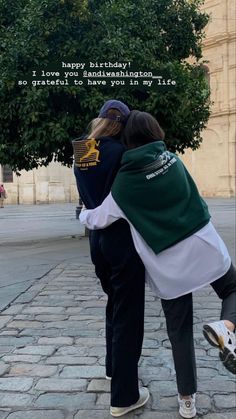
1,0,235,204
0,163,78,205
182,0,236,197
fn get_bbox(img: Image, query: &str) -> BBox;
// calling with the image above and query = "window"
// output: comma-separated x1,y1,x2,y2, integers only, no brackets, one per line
2,165,13,183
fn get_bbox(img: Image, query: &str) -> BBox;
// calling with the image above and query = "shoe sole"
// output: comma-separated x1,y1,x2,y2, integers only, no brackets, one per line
203,324,236,375
179,407,197,419
110,391,150,417
203,324,223,348
219,347,236,375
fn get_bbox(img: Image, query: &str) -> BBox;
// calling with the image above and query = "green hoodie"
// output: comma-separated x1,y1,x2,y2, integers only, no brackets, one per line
111,141,210,254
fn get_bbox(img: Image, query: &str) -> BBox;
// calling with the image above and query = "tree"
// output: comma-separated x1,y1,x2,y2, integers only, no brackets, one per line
0,0,210,172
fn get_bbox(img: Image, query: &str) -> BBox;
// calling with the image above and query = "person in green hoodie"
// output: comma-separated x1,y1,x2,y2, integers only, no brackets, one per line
80,110,236,419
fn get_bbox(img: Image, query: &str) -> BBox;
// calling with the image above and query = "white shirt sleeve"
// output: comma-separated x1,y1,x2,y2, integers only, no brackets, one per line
79,192,125,229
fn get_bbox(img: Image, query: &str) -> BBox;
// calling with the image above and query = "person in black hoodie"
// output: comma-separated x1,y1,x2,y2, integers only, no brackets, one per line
73,100,149,417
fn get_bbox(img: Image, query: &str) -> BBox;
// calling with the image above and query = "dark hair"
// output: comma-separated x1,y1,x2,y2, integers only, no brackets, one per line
122,110,165,149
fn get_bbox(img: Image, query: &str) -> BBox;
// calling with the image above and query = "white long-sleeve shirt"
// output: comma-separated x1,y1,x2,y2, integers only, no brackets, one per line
80,193,231,299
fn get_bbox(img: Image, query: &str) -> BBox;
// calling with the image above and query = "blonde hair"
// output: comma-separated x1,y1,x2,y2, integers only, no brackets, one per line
86,109,123,139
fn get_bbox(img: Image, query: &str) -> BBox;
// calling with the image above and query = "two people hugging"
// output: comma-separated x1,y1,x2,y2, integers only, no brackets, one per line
73,99,236,418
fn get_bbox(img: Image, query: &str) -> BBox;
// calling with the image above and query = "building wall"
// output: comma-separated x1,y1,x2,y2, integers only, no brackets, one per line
0,163,78,204
181,0,236,197
1,0,235,203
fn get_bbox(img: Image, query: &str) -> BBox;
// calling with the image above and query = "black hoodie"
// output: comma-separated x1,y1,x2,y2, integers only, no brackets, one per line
73,136,125,209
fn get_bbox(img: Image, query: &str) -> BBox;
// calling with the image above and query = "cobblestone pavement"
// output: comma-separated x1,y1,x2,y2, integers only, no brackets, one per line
0,262,235,419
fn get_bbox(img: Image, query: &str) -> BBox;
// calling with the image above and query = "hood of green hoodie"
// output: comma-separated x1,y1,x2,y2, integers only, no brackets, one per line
112,140,210,254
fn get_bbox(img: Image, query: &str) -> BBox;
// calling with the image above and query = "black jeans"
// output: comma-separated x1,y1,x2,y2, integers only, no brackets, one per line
89,219,145,407
161,263,236,396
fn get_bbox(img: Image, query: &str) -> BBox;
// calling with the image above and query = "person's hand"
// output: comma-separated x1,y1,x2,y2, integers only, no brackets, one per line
81,204,86,211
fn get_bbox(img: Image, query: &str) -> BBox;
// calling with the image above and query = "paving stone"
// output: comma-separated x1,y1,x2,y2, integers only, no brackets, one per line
36,292,70,298
14,315,35,320
14,293,39,304
87,379,111,392
214,394,236,409
9,364,57,377
31,300,78,307
82,308,105,315
74,411,123,419
208,348,220,357
22,307,65,314
7,321,43,329
61,329,97,337
32,299,77,307
142,349,158,356
79,301,106,308
34,378,87,391
141,356,170,367
144,322,162,331
0,377,33,391
14,345,55,356
42,321,95,329
149,380,177,396
2,355,41,363
198,379,236,392
60,366,105,378
196,393,212,412
136,413,180,419
72,296,99,301
38,337,74,345
140,366,171,381
0,347,13,355
202,414,236,419
0,330,19,336
88,347,106,356
152,393,178,411
35,315,69,321
60,322,101,330
46,356,97,365
19,329,61,337
98,356,105,366
197,367,218,378
0,317,13,329
36,295,74,301
0,392,33,407
75,338,105,346
196,359,221,370
85,321,104,328
0,337,34,346
96,393,110,406
195,348,207,357
0,412,9,419
142,339,159,349
0,362,10,377
65,309,93,315
6,411,65,419
35,393,96,409
56,346,88,356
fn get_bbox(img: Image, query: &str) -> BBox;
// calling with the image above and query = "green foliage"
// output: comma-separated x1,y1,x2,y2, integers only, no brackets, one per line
0,0,210,172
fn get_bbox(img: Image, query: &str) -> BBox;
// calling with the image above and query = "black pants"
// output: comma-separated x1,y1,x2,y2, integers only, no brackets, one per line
89,220,145,407
161,263,236,396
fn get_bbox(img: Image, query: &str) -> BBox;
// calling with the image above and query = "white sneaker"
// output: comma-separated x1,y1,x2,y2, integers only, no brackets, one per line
178,394,196,418
203,320,236,374
110,387,150,417
106,375,111,381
